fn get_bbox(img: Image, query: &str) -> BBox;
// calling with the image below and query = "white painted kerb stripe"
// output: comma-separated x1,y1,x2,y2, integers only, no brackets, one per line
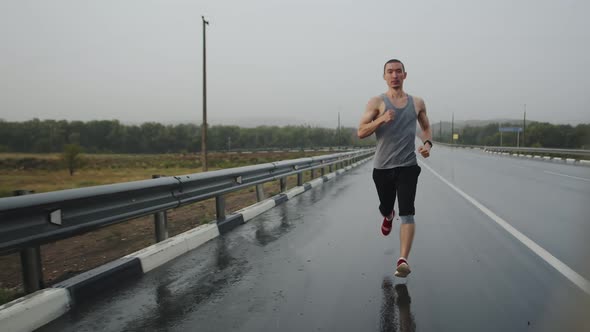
286,186,305,199
182,223,219,251
238,199,275,221
420,161,590,296
324,173,336,180
309,178,324,188
0,288,70,332
129,235,189,273
124,223,219,273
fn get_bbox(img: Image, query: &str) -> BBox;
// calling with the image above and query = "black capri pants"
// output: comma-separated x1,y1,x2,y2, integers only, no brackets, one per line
372,164,421,223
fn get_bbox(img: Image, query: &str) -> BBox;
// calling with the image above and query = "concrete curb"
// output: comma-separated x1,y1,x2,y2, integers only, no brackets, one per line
308,178,324,188
0,155,373,332
0,288,70,332
55,257,143,305
125,223,220,274
238,199,276,222
285,186,305,199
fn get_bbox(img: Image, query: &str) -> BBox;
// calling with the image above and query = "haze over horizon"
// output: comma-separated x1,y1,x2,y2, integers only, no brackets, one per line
0,115,567,130
1,0,589,128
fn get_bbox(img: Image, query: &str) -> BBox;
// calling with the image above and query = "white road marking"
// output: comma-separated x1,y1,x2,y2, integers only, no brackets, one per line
543,170,590,182
420,161,590,296
436,144,532,169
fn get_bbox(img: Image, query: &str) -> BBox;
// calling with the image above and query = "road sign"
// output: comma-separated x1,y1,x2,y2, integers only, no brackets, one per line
453,133,459,140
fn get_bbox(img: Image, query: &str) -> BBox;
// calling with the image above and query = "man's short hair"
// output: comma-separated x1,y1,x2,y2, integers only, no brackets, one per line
383,59,405,74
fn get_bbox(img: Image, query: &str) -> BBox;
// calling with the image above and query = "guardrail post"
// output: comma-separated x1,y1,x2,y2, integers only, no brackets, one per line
152,175,168,242
310,169,315,179
256,184,265,201
329,164,333,173
21,247,44,294
14,190,44,294
280,177,287,192
297,172,303,186
216,195,226,221
321,167,325,176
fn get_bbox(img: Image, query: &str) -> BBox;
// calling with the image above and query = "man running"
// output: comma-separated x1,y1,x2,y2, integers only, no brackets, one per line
357,59,433,277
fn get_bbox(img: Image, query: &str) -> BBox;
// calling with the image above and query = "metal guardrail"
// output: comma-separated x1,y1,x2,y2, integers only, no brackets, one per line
0,148,374,293
434,142,590,158
212,146,369,153
482,146,590,157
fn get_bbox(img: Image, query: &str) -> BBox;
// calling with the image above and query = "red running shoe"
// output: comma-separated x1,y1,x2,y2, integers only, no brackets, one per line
381,210,395,236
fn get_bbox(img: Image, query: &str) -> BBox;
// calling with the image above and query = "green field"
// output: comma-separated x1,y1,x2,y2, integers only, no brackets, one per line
0,151,325,197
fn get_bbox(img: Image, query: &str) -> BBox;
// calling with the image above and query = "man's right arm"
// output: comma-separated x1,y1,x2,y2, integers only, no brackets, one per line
357,97,393,139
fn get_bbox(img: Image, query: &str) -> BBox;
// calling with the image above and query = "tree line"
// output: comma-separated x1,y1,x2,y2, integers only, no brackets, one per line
434,122,589,148
2,119,587,153
0,119,375,153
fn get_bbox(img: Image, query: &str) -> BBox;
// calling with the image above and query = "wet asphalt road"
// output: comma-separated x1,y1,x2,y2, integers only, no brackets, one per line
39,146,590,332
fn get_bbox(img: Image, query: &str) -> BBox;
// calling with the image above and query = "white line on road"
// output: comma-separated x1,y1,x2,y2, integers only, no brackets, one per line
543,170,590,182
420,161,590,296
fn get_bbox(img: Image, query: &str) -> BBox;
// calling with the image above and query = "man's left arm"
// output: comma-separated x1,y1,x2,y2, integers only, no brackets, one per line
416,97,432,158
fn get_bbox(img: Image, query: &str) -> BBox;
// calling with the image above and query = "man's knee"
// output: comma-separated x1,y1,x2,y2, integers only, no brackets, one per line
400,215,415,224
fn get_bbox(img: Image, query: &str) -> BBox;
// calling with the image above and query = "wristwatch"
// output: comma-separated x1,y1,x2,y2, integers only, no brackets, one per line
423,140,433,148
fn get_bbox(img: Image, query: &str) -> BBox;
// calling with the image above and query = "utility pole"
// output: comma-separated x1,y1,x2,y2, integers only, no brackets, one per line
451,112,455,144
523,104,526,147
439,120,442,142
201,16,209,171
338,112,341,147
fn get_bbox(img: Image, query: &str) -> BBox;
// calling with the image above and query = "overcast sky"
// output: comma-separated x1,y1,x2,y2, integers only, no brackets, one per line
1,0,589,128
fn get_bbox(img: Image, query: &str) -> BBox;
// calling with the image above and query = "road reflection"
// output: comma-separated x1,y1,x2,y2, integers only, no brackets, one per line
380,277,416,332
127,237,247,331
254,204,293,246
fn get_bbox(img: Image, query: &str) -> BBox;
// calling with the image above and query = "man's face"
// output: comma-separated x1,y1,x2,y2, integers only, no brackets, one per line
383,62,406,89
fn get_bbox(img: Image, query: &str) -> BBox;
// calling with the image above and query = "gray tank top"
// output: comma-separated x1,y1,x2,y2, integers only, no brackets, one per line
373,94,417,169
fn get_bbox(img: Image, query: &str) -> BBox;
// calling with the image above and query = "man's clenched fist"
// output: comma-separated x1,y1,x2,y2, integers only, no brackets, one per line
380,109,395,123
418,144,430,158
